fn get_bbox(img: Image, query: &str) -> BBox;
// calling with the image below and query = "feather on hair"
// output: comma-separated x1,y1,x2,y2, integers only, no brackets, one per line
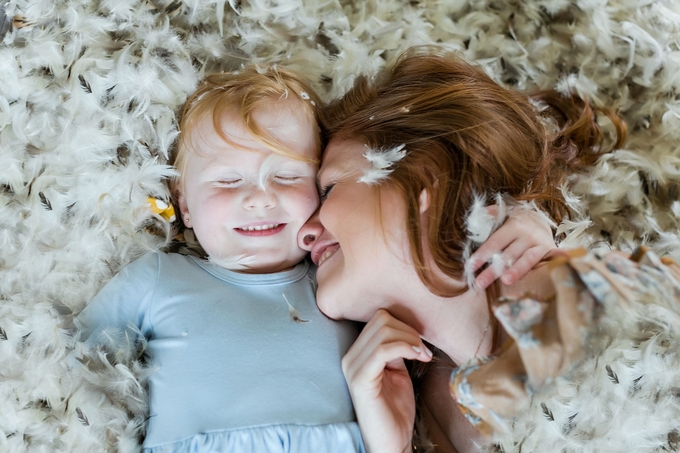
357,143,407,185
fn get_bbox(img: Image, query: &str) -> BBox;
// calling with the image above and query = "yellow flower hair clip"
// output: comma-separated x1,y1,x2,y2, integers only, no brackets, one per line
147,197,176,222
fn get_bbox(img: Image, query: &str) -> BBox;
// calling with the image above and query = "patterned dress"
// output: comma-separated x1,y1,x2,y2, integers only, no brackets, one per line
450,247,680,437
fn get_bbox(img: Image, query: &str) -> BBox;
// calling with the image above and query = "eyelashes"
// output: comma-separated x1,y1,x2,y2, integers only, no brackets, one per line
318,183,335,201
214,179,242,188
213,175,306,188
273,175,303,184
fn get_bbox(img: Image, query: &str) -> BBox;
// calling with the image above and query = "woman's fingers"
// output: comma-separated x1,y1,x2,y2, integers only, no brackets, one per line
342,309,432,389
468,222,516,274
343,316,430,377
474,238,554,289
499,244,545,285
471,206,557,288
345,328,432,378
349,309,422,355
344,341,427,393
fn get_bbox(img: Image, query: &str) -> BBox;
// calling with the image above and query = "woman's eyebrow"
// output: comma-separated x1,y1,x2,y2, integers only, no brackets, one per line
316,163,335,184
317,161,352,185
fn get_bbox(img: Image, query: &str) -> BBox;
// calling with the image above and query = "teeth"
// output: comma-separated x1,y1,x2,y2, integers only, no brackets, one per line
318,250,334,266
240,224,279,231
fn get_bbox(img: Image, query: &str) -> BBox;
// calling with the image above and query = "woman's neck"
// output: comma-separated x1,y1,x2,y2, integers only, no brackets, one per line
421,289,494,365
385,278,493,365
389,263,554,366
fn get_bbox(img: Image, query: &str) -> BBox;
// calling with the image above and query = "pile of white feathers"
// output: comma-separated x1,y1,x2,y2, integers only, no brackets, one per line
2,0,680,451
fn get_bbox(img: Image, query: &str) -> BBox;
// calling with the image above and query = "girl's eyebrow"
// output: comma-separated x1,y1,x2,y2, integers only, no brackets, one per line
202,164,239,175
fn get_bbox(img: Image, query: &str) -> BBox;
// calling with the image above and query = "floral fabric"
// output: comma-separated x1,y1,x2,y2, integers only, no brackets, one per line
449,247,680,436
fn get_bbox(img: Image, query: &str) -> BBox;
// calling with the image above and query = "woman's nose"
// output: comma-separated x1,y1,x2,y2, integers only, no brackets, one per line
298,210,324,251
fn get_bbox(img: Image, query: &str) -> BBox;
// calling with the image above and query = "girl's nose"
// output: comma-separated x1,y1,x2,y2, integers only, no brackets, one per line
244,185,277,210
298,210,323,251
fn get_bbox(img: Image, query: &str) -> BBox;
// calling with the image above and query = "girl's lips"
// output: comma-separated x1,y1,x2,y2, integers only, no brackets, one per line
234,223,286,236
313,243,340,267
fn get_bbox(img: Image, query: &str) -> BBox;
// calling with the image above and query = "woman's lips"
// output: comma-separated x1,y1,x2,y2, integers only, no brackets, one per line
234,223,286,236
314,243,340,267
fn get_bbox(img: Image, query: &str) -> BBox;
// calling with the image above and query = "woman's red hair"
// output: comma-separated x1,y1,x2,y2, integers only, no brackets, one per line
321,46,626,297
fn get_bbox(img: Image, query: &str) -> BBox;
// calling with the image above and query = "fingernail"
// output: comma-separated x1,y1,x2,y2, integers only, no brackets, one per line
424,345,433,357
412,346,422,353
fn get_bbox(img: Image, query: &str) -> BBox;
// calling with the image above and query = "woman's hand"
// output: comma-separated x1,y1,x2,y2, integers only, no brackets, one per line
470,206,557,290
343,309,433,453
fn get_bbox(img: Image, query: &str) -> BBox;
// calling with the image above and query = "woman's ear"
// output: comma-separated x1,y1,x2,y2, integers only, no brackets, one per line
419,178,439,214
419,188,431,214
178,195,192,228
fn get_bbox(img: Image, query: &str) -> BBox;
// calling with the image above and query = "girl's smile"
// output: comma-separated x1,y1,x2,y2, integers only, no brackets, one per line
235,222,287,236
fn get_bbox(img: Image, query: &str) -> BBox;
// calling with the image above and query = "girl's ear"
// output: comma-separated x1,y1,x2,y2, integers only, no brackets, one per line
178,195,192,228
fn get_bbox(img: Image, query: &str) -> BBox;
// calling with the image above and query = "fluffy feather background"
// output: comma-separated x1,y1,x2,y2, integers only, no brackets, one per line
2,0,680,451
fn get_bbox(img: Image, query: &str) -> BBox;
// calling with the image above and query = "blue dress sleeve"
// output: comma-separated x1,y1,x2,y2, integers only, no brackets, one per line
75,252,160,348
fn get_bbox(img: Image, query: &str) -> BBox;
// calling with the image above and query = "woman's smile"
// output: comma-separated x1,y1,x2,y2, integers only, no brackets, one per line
312,242,340,267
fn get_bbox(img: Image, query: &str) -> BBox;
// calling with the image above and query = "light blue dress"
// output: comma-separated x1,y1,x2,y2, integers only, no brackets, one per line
75,252,365,453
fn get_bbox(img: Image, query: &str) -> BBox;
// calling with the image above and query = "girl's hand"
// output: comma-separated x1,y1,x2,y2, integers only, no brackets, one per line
470,206,557,289
342,309,433,453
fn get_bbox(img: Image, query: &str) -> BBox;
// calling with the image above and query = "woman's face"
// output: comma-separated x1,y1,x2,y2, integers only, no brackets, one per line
298,139,417,322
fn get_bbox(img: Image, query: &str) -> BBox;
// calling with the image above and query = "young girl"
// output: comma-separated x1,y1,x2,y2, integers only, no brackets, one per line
76,66,364,453
75,65,555,453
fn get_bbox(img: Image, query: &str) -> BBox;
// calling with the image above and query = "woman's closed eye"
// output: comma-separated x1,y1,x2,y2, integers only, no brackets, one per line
319,183,335,201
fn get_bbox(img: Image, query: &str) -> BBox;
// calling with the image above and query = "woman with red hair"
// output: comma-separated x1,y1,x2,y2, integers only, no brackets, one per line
295,47,659,452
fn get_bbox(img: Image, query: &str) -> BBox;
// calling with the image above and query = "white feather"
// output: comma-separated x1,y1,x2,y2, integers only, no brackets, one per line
6,0,680,450
208,253,257,271
357,143,407,185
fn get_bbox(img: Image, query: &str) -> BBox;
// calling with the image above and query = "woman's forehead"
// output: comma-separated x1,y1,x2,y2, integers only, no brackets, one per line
321,139,366,168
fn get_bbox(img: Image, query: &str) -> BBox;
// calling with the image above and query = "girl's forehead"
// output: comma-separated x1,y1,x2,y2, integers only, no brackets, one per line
191,101,319,162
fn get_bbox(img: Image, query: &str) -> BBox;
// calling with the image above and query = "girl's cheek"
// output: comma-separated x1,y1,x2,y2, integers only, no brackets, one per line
284,183,319,205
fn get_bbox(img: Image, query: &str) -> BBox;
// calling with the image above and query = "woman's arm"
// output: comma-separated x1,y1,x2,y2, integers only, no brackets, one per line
342,309,433,453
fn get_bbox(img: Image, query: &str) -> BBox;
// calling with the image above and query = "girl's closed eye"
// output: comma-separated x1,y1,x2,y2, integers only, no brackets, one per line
214,178,242,188
273,174,304,185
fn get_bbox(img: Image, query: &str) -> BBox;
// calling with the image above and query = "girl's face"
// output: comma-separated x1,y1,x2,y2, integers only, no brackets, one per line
179,99,319,273
298,139,417,321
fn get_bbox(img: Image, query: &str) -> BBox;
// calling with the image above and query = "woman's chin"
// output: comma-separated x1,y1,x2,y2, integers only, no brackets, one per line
313,285,336,318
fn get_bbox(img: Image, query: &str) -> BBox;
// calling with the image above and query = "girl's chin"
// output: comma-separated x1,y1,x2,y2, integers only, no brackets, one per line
207,249,306,274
